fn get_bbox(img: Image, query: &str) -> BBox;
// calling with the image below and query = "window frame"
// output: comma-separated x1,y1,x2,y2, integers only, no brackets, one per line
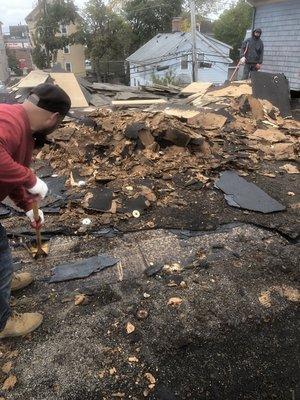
63,45,70,54
65,62,72,72
60,25,68,35
181,55,189,70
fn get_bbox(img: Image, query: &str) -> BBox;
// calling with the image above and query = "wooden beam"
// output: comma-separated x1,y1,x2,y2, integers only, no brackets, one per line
112,99,167,106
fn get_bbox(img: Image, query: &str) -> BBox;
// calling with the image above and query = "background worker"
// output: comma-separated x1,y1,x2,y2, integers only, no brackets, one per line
0,83,71,338
240,28,264,79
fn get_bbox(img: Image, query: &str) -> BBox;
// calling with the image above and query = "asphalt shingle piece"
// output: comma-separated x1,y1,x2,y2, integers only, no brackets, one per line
50,253,119,283
215,171,286,214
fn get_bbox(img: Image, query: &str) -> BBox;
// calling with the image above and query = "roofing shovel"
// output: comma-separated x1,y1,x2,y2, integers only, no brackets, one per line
229,61,241,82
224,61,241,84
229,43,249,82
30,203,49,259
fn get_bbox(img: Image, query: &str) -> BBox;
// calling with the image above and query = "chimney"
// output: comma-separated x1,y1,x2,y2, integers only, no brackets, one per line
172,17,182,33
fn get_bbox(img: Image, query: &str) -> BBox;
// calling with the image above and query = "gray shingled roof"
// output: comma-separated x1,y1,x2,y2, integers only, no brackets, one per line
127,31,232,65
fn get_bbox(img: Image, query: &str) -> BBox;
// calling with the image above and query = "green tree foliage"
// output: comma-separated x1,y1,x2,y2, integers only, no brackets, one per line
32,45,48,70
124,0,183,49
213,0,253,62
151,69,180,86
78,0,133,82
123,0,223,50
6,50,22,76
33,0,78,68
193,0,223,15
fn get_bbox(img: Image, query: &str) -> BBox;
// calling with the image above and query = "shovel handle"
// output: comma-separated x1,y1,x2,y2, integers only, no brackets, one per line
230,63,240,82
32,202,43,250
32,202,40,223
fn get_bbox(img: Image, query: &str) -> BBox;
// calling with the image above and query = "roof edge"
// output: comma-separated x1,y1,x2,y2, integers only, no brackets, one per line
203,34,233,50
247,0,286,5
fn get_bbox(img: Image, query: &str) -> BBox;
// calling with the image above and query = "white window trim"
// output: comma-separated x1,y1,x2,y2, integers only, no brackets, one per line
63,45,70,54
60,25,68,35
65,62,72,72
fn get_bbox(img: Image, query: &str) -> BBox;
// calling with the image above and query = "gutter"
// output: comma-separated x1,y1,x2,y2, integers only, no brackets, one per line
252,6,256,30
246,0,256,30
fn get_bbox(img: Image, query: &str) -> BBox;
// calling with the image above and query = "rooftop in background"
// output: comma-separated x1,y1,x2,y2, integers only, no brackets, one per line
9,25,29,39
127,31,232,65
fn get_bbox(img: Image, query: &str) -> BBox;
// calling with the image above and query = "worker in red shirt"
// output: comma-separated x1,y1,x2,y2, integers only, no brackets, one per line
0,83,71,338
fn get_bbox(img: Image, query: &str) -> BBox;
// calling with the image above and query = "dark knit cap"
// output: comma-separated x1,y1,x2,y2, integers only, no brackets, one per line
27,83,71,116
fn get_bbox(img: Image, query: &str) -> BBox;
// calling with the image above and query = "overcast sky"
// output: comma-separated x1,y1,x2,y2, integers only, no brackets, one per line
0,0,87,32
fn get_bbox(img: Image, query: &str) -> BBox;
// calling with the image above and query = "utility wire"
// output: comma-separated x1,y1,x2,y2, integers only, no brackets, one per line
95,58,230,77
106,52,228,78
96,49,231,71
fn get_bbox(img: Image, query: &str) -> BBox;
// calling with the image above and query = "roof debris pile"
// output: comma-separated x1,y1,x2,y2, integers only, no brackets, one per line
2,79,299,230
23,82,299,224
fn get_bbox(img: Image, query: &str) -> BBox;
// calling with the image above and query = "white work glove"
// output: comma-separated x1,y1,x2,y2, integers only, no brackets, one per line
26,209,45,229
240,56,246,65
27,177,48,199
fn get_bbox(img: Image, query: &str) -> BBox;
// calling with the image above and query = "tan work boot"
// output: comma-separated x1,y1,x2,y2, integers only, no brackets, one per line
11,272,34,292
0,313,43,339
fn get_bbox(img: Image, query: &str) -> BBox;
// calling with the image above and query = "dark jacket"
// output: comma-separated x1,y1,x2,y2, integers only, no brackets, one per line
241,34,264,64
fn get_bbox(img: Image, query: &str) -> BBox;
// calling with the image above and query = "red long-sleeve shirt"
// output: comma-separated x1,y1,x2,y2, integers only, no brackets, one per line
0,104,37,211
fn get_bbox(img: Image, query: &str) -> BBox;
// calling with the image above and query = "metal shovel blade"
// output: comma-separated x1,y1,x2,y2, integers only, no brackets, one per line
30,241,50,259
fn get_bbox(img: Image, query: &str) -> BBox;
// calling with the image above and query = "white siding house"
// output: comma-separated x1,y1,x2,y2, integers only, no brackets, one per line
127,31,232,87
248,0,300,90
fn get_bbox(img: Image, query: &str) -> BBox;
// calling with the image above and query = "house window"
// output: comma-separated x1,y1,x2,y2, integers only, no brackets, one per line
65,62,72,72
157,65,169,72
197,53,205,68
63,46,70,54
198,61,212,69
134,78,136,86
181,55,188,70
60,25,67,35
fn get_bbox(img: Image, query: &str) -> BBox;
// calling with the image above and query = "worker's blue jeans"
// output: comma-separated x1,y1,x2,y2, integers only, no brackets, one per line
0,224,12,331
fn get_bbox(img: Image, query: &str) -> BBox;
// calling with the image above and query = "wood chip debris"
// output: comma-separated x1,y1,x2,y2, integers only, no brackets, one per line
167,297,183,306
144,372,156,389
2,375,17,391
2,361,13,374
280,164,299,174
259,286,299,308
74,294,87,306
128,356,139,363
126,322,135,334
163,263,182,274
